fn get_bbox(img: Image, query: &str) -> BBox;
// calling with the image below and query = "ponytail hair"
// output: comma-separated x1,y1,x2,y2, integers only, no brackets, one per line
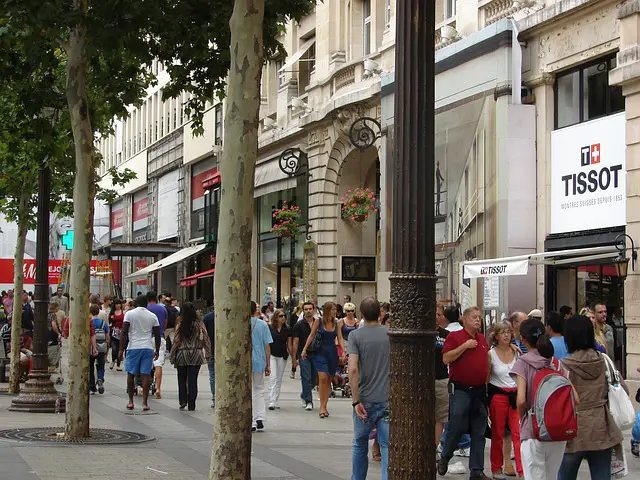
520,318,554,359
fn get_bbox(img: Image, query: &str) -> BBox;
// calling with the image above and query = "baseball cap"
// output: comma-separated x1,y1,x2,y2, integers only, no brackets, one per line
528,309,543,319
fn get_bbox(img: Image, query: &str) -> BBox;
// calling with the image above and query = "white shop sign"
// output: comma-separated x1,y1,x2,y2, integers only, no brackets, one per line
464,259,529,279
550,114,626,234
157,169,179,241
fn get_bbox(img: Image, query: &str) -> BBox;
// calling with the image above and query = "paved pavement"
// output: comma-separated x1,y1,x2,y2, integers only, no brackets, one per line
0,345,639,479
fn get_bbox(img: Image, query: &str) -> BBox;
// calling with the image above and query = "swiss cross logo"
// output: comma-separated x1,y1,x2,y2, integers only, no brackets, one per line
581,144,601,167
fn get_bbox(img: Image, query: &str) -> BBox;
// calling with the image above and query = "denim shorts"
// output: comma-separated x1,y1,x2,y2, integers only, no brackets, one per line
125,348,154,375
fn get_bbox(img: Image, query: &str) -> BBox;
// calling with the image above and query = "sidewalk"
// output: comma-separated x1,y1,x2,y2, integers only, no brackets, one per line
0,350,638,479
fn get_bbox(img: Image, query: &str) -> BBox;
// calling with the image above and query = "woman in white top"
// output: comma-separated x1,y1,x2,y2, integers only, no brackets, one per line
487,322,523,479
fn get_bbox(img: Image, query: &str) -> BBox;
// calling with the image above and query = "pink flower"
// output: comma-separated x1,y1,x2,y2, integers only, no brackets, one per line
347,189,352,193
374,208,378,213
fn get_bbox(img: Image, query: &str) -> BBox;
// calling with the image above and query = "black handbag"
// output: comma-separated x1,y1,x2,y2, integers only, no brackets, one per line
308,331,322,351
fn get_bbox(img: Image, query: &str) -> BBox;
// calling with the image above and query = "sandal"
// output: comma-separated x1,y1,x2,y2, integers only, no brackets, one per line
142,405,151,412
126,403,134,410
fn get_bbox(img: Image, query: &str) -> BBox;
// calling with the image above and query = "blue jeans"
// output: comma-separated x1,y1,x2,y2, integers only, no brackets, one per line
208,359,215,402
440,423,471,450
441,388,488,473
632,409,640,442
558,449,611,480
352,402,389,480
298,356,316,404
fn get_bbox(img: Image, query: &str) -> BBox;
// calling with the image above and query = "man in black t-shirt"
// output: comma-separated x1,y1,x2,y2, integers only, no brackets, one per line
292,302,317,411
435,303,450,450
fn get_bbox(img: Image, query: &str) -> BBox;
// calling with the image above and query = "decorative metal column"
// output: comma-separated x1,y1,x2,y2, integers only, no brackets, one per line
10,163,66,413
388,0,436,478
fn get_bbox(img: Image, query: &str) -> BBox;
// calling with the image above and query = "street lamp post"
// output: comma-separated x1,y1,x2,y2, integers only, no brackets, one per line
10,108,66,413
388,0,436,478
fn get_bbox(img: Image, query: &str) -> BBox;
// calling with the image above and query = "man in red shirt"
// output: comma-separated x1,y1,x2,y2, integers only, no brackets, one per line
438,306,489,479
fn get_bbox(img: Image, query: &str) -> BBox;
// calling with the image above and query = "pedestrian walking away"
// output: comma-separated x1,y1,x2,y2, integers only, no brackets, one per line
202,307,215,408
169,302,211,411
558,314,624,480
118,295,161,411
268,308,291,410
349,296,390,480
293,302,318,410
487,322,523,479
438,306,490,479
90,304,110,395
250,301,273,431
301,301,346,418
146,291,168,399
510,318,574,480
109,299,125,371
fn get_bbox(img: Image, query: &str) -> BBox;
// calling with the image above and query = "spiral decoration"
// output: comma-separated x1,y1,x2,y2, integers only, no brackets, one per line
279,148,303,177
349,117,381,151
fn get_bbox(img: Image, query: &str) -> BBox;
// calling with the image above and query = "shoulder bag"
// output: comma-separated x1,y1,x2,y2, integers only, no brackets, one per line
602,353,635,431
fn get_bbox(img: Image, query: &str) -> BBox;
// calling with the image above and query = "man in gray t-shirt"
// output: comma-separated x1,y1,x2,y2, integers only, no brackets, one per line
348,297,390,480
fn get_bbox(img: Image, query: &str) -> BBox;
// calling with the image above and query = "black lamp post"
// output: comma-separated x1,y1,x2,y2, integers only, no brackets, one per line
10,107,66,413
278,147,311,241
614,233,637,281
388,0,437,478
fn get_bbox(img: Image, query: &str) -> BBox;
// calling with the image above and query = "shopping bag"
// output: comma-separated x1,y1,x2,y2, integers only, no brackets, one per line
611,442,628,478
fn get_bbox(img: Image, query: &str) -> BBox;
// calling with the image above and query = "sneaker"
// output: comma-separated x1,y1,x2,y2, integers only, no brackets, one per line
90,390,96,395
211,401,215,409
632,440,640,458
301,399,307,408
179,403,187,410
437,458,448,476
448,462,466,474
251,426,257,432
454,448,470,457
305,402,313,411
116,366,123,372
97,380,104,394
275,403,280,409
289,371,295,379
109,363,115,370
268,403,275,411
256,420,264,431
492,471,506,480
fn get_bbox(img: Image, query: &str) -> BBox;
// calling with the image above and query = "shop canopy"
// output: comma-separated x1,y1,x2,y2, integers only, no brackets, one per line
462,246,619,280
124,244,208,282
180,268,215,288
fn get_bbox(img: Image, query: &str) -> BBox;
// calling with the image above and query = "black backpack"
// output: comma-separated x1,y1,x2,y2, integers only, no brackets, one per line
166,305,178,329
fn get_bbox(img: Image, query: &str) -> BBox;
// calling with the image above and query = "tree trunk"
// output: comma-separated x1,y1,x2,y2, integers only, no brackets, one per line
64,0,95,439
8,191,29,394
209,1,264,479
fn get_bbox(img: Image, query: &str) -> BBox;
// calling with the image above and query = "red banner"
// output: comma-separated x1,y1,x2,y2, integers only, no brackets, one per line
111,208,125,229
0,259,118,285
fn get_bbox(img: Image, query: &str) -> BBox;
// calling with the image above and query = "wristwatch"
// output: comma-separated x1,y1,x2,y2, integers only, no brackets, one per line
352,401,360,407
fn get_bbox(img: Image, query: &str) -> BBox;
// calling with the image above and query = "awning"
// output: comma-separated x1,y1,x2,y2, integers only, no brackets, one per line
180,268,215,287
254,158,297,198
462,246,619,280
125,244,208,282
278,38,316,72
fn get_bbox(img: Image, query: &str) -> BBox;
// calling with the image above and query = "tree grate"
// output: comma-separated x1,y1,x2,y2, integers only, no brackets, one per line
0,427,154,444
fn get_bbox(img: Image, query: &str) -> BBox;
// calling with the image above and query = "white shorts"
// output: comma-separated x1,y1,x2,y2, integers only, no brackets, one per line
153,337,166,367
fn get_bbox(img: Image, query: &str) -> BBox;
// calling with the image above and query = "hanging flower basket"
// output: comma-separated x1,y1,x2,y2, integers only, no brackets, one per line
271,202,304,238
341,187,377,223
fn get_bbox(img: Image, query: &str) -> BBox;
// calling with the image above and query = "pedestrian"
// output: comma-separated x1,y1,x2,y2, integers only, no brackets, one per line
581,307,607,353
438,306,490,479
21,292,34,338
349,296,390,480
146,291,167,399
632,367,640,457
593,303,614,357
90,304,110,395
289,301,304,379
508,311,528,354
47,301,62,373
546,311,569,360
487,321,523,479
338,302,358,352
292,302,317,411
268,308,290,410
163,294,179,352
510,318,571,479
170,302,211,411
557,314,624,480
3,290,14,318
445,305,462,332
53,286,68,315
250,301,272,431
301,301,346,418
202,307,215,408
434,303,451,452
108,299,125,371
559,305,573,320
118,295,161,411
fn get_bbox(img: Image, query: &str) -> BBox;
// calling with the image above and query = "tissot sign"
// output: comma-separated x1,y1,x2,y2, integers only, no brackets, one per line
464,259,529,279
551,114,626,234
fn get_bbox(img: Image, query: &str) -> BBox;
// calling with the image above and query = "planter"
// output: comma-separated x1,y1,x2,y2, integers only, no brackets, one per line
353,214,367,223
277,230,293,238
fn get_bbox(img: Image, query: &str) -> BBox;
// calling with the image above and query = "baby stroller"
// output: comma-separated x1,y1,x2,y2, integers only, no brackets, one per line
129,373,157,396
330,356,351,398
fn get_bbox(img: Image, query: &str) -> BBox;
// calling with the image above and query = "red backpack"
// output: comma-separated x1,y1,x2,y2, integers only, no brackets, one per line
529,357,578,442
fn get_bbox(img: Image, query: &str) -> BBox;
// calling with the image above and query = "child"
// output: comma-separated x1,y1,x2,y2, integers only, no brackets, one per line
632,367,640,457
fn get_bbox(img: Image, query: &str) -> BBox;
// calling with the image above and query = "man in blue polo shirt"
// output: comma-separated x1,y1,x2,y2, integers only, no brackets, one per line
250,301,272,432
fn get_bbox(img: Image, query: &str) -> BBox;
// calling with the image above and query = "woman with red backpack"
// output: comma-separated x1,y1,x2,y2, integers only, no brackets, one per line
510,318,579,480
558,315,626,480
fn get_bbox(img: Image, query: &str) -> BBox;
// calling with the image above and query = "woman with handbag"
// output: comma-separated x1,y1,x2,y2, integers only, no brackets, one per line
301,301,346,418
558,314,625,480
170,302,211,411
108,299,125,371
268,309,290,410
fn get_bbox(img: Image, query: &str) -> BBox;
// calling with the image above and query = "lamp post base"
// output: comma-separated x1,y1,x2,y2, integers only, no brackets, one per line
9,369,66,413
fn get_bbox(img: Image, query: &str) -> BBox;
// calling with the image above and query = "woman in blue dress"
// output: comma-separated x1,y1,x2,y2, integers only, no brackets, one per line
301,301,346,418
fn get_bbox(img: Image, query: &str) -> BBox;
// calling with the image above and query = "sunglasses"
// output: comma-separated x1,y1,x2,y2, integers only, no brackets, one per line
345,310,355,313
